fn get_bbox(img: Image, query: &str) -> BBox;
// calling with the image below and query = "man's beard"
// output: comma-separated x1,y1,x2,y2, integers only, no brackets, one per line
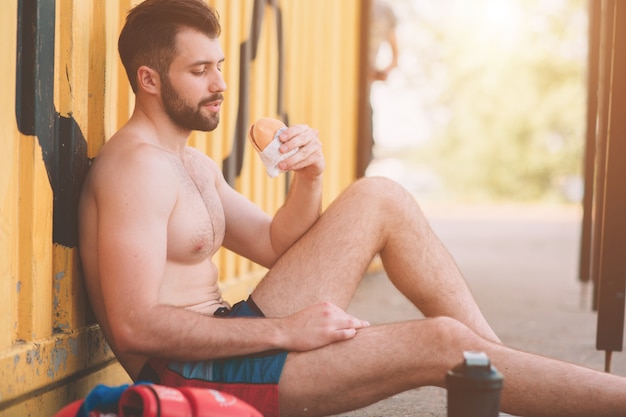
161,75,221,132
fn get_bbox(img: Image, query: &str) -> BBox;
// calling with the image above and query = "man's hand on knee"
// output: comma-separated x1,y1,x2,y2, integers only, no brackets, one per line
280,302,370,351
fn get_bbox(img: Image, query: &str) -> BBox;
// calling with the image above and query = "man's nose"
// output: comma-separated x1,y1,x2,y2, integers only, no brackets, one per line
210,73,227,93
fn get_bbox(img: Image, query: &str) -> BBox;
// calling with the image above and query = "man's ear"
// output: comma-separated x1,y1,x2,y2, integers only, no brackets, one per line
136,65,161,95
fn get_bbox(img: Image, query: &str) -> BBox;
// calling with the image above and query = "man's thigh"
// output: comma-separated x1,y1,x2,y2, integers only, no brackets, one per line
277,319,450,417
252,180,387,317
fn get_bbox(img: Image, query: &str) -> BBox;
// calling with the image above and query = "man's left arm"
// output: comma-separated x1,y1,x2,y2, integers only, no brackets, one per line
269,123,325,255
219,123,324,266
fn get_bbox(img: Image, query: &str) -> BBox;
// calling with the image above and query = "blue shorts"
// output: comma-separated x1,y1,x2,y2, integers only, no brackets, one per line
137,297,288,417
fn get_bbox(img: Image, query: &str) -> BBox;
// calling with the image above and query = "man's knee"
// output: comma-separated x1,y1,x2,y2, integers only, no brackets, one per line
423,316,486,355
396,317,489,385
352,176,405,197
347,176,416,213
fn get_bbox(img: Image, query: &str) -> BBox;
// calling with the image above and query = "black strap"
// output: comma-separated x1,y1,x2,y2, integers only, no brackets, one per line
136,362,161,384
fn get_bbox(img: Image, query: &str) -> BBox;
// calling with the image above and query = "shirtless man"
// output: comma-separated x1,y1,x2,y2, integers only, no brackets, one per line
78,1,626,416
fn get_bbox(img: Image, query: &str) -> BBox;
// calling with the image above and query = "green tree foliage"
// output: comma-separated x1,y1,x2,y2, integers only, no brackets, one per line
386,0,587,202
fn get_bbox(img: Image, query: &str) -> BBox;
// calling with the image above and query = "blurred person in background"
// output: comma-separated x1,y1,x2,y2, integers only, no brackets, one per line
357,0,399,178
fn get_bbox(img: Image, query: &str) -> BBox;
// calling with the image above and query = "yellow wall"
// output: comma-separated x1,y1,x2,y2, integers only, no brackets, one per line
0,0,364,415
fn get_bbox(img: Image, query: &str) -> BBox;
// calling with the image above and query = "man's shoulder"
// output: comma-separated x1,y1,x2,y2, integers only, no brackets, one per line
96,131,177,169
87,136,180,195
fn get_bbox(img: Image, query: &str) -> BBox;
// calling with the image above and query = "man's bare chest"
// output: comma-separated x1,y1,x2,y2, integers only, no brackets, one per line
167,156,226,262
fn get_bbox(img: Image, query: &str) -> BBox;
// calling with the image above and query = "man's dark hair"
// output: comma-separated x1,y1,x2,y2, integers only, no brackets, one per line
118,0,221,93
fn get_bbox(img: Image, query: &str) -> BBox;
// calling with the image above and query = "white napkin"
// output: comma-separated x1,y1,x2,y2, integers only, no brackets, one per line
257,128,299,178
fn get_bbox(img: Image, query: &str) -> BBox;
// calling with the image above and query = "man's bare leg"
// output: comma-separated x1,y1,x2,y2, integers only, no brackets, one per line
278,318,626,417
253,176,498,341
252,177,626,416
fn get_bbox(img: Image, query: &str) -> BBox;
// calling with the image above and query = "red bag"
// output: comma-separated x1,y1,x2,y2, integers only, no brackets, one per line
117,385,263,417
54,384,263,417
118,384,191,416
177,386,263,417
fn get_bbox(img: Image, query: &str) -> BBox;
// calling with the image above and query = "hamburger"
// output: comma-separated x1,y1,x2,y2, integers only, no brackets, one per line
248,117,287,152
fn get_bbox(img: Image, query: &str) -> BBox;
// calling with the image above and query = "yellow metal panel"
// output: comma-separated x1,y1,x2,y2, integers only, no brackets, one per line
102,0,127,154
52,0,106,335
88,1,109,149
16,137,54,342
0,325,117,409
56,0,92,129
56,0,119,159
53,245,86,333
280,0,361,204
101,0,121,153
0,361,129,417
0,0,19,352
112,0,135,146
117,0,135,124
